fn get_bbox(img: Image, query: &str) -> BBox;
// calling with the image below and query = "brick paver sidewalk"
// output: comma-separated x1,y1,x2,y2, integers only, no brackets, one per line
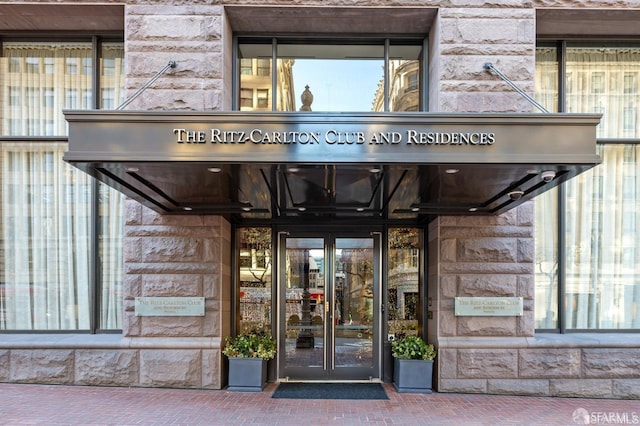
0,382,637,425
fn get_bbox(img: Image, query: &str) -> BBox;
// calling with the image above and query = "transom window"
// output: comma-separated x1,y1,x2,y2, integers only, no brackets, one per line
236,38,425,112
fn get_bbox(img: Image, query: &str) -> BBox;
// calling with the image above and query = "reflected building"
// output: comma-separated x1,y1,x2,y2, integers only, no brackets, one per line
240,58,296,111
372,60,420,112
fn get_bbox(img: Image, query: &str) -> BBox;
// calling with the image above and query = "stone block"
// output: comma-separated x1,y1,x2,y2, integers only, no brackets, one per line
75,350,139,387
441,261,532,275
517,202,534,226
124,274,142,299
204,274,218,299
519,349,581,378
550,379,613,398
10,350,74,384
130,15,207,42
440,275,458,299
438,348,457,379
441,91,532,113
517,310,535,337
517,238,534,263
141,274,202,297
612,379,640,399
141,316,203,337
123,311,142,337
202,349,222,389
123,236,142,262
125,199,142,225
203,310,221,337
439,379,487,393
441,238,457,262
139,350,201,388
442,225,531,239
0,350,9,380
458,349,518,378
458,275,517,297
458,316,517,337
517,275,534,299
457,238,517,263
126,261,218,275
439,310,457,336
488,379,549,396
583,349,640,378
142,237,203,263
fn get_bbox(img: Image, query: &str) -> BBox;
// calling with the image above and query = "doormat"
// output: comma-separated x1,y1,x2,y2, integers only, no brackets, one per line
271,382,388,400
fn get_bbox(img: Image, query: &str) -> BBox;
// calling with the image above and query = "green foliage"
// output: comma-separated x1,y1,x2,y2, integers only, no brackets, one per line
222,329,277,360
391,335,436,360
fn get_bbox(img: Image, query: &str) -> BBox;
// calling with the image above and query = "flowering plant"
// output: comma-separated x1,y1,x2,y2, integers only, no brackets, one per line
222,329,276,360
391,335,436,360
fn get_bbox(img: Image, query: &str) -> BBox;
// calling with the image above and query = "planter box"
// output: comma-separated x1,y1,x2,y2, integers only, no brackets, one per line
227,357,268,392
393,358,433,394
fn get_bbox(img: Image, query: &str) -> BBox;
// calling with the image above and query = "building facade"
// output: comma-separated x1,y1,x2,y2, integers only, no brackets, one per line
1,1,639,399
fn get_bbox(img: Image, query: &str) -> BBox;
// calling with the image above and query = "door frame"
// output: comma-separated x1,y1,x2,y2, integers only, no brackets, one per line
277,230,382,381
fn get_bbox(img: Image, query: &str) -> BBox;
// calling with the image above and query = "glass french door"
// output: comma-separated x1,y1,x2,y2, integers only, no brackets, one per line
279,233,380,381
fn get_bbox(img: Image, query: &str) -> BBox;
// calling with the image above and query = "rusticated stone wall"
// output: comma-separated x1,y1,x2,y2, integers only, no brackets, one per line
435,336,640,398
427,2,640,399
2,0,639,397
121,199,231,388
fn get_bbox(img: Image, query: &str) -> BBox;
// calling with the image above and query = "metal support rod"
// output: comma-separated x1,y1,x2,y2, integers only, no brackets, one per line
483,62,549,113
116,60,177,110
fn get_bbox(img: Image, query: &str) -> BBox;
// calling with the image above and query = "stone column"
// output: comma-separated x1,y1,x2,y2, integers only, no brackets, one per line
428,4,537,394
120,3,233,388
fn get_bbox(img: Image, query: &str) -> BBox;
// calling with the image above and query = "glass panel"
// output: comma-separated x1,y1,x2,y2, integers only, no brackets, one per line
534,188,559,329
334,237,374,369
0,42,93,136
98,184,124,329
0,142,91,330
238,43,274,112
238,228,273,334
100,43,125,109
384,44,422,112
535,46,559,112
565,144,640,329
284,238,325,368
566,46,640,138
532,46,562,329
277,43,384,112
388,228,420,338
240,39,424,112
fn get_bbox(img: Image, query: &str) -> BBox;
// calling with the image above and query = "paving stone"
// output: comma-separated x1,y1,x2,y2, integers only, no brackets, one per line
1,380,639,424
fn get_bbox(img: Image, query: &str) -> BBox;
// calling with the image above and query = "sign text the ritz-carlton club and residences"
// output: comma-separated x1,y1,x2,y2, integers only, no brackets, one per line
173,127,497,146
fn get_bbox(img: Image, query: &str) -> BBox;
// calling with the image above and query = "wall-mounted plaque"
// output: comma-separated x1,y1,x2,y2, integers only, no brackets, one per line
135,297,205,317
455,297,523,317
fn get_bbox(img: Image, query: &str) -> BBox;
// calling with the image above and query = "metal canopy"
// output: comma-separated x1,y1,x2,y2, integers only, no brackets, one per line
63,111,601,223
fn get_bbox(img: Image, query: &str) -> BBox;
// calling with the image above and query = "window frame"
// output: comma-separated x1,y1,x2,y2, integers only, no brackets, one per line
232,36,428,112
536,39,640,333
0,35,124,334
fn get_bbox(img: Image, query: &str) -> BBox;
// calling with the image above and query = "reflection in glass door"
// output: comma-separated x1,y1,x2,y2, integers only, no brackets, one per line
279,234,379,381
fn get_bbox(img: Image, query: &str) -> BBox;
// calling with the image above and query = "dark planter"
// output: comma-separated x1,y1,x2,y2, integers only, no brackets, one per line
383,341,394,383
227,357,268,392
393,358,433,394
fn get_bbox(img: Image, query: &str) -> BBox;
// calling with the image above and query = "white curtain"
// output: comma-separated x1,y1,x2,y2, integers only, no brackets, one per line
566,145,640,329
99,184,123,329
565,47,640,329
0,41,124,330
1,42,92,136
534,47,560,329
2,142,91,329
566,48,640,139
535,46,640,329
